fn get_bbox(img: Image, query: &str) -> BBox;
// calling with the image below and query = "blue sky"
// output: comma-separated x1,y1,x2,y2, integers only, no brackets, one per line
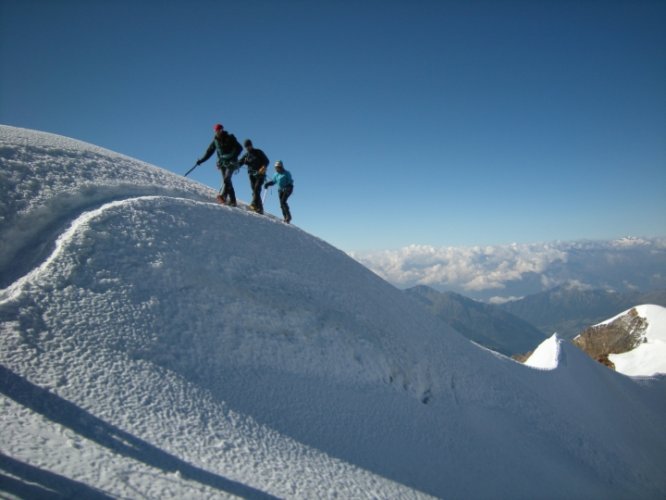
2,0,665,252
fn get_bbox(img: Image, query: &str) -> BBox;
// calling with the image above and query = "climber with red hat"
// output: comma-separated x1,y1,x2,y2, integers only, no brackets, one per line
195,123,243,206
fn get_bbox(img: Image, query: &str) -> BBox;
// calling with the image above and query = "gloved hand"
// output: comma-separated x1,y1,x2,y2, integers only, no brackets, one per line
196,159,202,166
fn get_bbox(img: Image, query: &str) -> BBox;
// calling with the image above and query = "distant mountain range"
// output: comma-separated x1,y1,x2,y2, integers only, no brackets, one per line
354,238,666,304
404,285,546,356
406,284,666,357
499,285,666,339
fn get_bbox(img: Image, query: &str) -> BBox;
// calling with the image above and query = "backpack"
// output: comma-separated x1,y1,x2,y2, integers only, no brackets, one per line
227,134,242,158
215,132,243,164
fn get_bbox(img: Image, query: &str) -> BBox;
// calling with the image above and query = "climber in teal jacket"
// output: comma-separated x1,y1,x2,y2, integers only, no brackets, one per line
264,160,294,223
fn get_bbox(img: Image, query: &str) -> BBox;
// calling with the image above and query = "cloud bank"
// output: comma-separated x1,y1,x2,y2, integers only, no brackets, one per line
350,237,666,301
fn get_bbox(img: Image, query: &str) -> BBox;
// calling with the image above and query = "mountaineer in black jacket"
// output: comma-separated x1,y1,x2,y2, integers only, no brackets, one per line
238,139,269,214
196,123,243,206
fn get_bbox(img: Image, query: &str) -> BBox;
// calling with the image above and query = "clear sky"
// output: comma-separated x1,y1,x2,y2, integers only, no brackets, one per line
2,0,665,252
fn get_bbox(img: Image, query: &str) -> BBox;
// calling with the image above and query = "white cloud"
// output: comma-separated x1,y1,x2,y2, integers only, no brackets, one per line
350,238,666,300
488,295,524,305
561,280,595,291
351,242,567,291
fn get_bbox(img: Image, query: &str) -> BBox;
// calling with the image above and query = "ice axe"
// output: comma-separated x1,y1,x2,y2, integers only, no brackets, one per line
262,185,272,204
184,162,199,177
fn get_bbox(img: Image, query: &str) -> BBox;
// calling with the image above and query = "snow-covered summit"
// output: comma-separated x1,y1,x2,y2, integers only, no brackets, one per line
598,305,666,377
1,125,666,498
524,333,561,370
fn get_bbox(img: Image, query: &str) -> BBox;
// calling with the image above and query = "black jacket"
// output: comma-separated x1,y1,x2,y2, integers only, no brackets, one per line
239,148,269,174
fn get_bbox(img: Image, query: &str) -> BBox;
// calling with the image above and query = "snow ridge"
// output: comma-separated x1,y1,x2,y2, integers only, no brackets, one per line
2,196,164,302
0,125,214,287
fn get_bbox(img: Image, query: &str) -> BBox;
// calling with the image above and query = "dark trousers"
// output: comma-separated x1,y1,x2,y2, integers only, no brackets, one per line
219,167,236,205
279,185,293,222
249,173,266,212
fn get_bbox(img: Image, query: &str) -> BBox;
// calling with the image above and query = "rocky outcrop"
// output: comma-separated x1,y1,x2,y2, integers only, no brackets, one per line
572,308,648,364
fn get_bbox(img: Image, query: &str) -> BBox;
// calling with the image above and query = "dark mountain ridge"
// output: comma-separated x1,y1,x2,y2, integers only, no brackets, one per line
404,285,546,356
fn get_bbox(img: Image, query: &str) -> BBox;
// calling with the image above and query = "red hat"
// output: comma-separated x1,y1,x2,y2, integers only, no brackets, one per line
213,123,223,132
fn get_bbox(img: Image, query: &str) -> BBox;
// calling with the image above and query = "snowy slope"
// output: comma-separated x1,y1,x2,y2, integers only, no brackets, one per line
1,125,666,499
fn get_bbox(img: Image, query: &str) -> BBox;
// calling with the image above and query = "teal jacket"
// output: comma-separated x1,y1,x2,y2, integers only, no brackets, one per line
266,170,293,190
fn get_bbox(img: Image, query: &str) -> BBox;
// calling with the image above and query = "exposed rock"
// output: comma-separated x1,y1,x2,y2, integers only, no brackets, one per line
572,308,648,364
512,351,532,363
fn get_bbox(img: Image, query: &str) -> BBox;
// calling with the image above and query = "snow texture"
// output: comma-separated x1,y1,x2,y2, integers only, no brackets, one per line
1,125,666,499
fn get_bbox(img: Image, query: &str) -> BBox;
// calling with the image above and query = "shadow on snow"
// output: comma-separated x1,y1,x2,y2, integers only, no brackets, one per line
0,364,277,500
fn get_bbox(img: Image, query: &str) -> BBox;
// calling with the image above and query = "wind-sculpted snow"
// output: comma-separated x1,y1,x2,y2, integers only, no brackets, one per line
1,125,666,498
0,125,213,287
